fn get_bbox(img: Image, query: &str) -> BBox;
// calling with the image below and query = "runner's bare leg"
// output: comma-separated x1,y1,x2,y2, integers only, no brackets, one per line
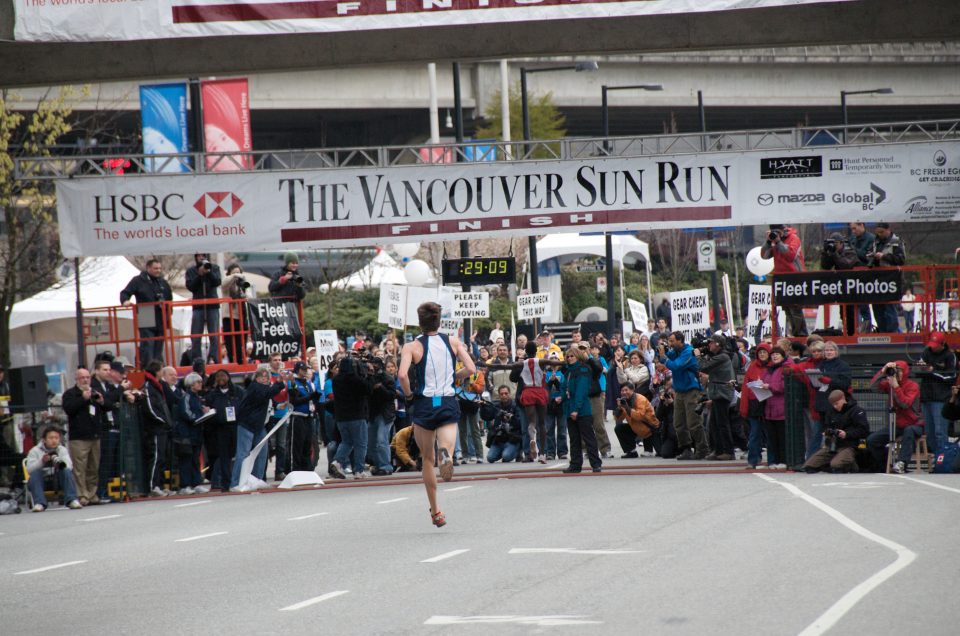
436,423,457,481
414,425,439,513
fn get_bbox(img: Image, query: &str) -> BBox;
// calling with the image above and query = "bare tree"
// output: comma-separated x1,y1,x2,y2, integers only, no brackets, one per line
301,248,377,324
640,228,698,292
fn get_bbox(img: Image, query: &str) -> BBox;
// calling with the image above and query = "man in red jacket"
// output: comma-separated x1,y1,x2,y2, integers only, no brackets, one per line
865,360,924,473
761,224,808,336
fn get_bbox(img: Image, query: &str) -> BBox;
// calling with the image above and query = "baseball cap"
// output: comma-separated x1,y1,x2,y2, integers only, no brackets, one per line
538,330,552,337
927,331,947,349
109,361,125,373
293,361,309,373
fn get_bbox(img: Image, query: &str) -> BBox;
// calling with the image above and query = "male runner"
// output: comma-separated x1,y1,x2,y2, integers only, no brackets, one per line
399,302,476,528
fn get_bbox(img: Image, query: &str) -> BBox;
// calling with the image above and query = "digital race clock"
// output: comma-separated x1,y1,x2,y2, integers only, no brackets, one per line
441,257,516,286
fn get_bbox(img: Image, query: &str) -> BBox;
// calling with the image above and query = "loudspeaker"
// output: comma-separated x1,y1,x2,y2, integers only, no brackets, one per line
9,366,48,413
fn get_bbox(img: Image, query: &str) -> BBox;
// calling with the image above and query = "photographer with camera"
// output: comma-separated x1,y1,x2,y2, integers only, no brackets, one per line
695,335,737,461
867,223,907,333
820,232,860,335
185,253,223,364
656,331,709,460
120,259,174,366
916,332,957,455
229,366,290,489
221,263,254,364
25,427,82,512
865,360,923,473
613,382,659,458
328,354,375,480
269,252,307,301
801,390,869,473
760,224,807,337
62,367,106,505
481,385,522,463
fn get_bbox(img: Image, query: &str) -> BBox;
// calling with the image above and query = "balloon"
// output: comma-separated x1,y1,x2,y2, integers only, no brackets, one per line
404,259,431,286
745,246,774,277
393,242,421,259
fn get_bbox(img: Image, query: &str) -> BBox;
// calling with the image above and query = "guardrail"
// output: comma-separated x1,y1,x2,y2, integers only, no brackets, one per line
14,118,960,180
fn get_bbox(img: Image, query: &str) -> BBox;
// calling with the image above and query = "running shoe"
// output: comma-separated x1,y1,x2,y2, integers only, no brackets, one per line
439,447,455,482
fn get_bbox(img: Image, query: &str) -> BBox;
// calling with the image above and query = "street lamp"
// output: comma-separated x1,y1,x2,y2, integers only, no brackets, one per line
840,87,893,142
600,83,662,154
598,83,661,336
519,61,598,332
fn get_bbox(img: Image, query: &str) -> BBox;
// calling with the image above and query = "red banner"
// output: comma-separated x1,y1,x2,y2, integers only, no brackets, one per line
201,78,253,172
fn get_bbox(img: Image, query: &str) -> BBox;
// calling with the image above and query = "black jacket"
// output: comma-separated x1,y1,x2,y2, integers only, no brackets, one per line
815,357,852,413
869,233,906,267
140,374,174,433
185,263,222,300
204,382,246,427
481,399,521,446
119,271,173,319
918,346,957,403
91,377,121,431
369,373,398,421
237,380,286,432
332,358,373,422
822,399,870,449
268,267,306,301
820,235,859,271
62,385,103,440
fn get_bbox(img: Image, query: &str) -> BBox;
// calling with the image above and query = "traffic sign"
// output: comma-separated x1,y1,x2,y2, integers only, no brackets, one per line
697,240,717,272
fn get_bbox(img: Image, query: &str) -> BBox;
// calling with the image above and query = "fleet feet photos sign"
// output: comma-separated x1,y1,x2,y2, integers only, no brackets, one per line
55,141,960,257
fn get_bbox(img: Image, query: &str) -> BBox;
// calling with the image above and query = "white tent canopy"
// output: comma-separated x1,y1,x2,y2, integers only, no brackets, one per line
10,256,191,372
320,251,436,291
535,233,650,267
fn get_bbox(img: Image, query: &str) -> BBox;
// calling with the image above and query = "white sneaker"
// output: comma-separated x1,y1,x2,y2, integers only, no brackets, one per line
777,464,788,470
68,499,82,510
178,487,195,495
32,503,45,512
193,485,210,494
467,457,478,464
893,461,906,474
150,487,168,497
604,451,615,459
641,451,655,457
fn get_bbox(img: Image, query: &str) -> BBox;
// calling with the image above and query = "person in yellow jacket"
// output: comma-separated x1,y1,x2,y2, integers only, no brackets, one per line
535,330,563,360
390,425,420,472
613,382,660,458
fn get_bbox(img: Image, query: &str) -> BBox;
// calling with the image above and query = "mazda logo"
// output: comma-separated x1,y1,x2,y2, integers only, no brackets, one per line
757,193,774,206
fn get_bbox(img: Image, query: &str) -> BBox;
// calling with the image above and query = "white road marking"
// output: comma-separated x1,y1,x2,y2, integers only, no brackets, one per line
175,531,228,542
811,481,902,490
548,462,568,470
81,514,122,522
174,500,212,508
279,590,349,611
444,485,472,492
376,497,408,504
889,474,960,494
425,615,602,626
509,548,645,555
421,549,470,563
15,560,88,575
755,474,916,636
288,512,330,521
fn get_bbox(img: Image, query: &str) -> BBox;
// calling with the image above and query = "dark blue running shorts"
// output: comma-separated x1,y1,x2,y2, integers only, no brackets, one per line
410,396,460,431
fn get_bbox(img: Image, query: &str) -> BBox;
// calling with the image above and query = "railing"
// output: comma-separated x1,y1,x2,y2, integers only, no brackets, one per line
14,118,960,180
82,297,306,371
770,264,960,347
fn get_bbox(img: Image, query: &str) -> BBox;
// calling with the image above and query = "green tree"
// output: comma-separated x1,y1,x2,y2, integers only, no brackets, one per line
0,88,80,367
475,85,566,158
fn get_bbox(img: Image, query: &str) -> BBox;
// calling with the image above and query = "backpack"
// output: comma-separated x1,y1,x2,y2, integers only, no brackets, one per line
932,442,960,474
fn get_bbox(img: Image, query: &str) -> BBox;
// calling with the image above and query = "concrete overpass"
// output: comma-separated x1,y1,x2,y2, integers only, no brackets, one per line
1,0,960,88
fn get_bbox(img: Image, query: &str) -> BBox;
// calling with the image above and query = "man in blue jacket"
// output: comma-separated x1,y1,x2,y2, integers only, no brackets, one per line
658,331,709,460
230,366,288,489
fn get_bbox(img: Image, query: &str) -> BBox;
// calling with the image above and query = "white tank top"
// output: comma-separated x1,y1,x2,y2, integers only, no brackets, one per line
421,334,456,397
520,358,545,388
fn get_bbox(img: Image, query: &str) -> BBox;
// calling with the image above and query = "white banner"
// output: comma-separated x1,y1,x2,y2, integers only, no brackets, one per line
15,1,850,42
55,140,960,257
517,292,550,321
627,298,648,329
670,288,710,343
452,292,490,319
312,329,339,369
914,302,949,333
746,284,786,342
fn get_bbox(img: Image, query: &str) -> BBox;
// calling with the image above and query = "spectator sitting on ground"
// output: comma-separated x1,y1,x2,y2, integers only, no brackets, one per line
802,390,869,473
481,385,522,463
613,382,660,459
391,425,421,472
25,427,82,511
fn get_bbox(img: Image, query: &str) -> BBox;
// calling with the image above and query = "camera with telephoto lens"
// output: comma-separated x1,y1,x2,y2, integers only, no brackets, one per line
291,273,305,286
884,366,898,377
200,259,212,271
45,453,67,470
236,276,251,291
690,335,713,356
822,428,838,452
767,229,784,243
823,239,838,254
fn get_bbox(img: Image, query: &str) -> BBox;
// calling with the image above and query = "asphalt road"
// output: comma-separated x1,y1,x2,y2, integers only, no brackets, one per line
2,466,959,635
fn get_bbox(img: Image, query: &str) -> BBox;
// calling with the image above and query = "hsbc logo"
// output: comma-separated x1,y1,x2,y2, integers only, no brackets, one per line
194,192,244,218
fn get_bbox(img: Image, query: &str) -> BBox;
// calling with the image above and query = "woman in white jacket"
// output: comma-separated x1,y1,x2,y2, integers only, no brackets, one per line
25,427,82,511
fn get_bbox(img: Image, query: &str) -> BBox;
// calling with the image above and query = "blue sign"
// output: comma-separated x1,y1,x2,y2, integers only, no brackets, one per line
139,83,189,173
